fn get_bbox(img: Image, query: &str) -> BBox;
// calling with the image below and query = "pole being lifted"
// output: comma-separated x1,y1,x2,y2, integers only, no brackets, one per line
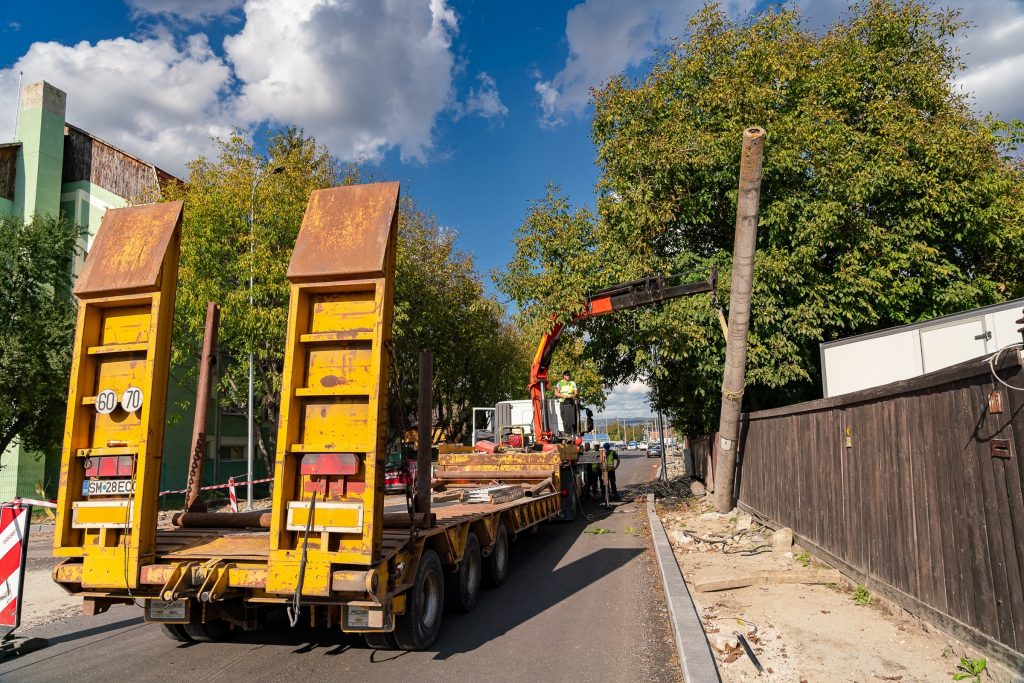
713,127,765,514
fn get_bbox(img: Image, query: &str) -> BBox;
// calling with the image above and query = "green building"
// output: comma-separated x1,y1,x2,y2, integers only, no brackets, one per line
0,81,267,502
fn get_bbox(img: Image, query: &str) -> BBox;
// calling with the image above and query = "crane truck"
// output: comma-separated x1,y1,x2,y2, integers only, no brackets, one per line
50,181,716,650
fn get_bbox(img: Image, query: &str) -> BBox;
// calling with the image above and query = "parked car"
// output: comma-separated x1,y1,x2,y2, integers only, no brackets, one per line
647,443,663,458
628,441,638,450
638,441,649,451
384,453,417,494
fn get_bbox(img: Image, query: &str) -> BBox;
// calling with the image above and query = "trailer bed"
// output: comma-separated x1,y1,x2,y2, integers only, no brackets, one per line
152,491,560,565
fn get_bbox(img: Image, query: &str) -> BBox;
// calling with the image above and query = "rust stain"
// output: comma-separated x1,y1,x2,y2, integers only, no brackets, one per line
74,201,183,297
287,183,399,282
320,375,341,387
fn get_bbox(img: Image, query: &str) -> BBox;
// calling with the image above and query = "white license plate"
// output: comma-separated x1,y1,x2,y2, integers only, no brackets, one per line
146,599,189,623
82,478,135,496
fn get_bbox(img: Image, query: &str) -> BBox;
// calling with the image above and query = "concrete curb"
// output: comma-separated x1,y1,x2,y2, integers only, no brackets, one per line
646,493,721,683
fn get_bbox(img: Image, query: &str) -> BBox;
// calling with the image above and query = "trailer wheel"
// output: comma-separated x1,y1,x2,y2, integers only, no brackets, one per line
183,618,232,643
363,631,398,650
483,521,510,587
445,532,481,613
394,549,444,651
159,624,194,643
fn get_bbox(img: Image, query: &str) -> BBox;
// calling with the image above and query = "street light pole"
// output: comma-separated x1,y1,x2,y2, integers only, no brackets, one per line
246,165,283,510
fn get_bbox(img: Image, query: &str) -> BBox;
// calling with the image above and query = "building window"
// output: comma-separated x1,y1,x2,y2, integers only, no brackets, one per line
214,436,247,462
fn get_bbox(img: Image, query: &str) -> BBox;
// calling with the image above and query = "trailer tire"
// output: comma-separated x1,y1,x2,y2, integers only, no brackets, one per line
483,522,510,588
394,549,444,651
159,623,194,643
183,618,232,643
445,532,481,613
363,631,398,650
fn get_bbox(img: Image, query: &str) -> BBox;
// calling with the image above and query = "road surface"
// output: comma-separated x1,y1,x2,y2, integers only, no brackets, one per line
3,451,679,682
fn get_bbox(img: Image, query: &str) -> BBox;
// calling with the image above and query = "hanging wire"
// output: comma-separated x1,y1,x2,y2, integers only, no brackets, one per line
987,342,1024,391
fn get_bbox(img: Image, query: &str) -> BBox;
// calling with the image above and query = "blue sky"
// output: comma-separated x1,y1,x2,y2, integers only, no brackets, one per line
3,0,1021,416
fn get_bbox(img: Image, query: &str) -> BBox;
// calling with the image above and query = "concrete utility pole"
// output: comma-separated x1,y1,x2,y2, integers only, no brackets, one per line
713,127,765,514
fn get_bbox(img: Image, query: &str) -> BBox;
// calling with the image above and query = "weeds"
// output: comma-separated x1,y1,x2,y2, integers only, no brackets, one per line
624,525,639,537
795,550,811,567
853,584,872,606
952,656,987,682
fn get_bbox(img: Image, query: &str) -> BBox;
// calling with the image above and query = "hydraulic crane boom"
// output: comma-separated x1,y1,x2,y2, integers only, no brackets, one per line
529,268,718,444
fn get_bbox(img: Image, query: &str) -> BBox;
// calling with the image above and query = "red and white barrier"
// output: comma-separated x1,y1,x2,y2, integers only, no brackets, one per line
227,477,239,513
158,476,273,497
0,502,31,636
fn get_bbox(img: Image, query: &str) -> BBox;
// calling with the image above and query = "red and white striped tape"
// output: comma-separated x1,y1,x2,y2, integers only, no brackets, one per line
158,476,273,497
0,502,31,634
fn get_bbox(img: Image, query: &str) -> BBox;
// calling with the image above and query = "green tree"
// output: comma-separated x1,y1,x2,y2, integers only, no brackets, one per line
501,0,1024,435
394,200,533,441
163,128,342,471
0,214,81,461
167,128,530,453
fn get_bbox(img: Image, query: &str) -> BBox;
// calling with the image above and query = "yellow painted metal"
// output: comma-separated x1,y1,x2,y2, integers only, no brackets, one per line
52,202,182,590
266,183,399,597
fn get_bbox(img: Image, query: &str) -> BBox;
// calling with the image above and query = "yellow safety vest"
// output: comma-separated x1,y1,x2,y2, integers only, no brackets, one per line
555,379,577,401
606,449,617,468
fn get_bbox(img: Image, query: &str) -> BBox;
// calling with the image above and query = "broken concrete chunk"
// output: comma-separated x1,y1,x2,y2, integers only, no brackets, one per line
735,512,753,531
690,481,706,495
709,633,740,653
772,527,793,554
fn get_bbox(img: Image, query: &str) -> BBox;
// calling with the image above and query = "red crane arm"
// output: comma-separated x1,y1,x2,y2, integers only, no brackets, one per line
528,269,717,444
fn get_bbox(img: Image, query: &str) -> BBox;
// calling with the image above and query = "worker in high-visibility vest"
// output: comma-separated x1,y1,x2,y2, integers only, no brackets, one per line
600,442,620,500
553,370,579,436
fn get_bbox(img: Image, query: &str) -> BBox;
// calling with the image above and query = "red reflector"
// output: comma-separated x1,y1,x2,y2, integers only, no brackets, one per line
561,489,569,496
300,452,359,476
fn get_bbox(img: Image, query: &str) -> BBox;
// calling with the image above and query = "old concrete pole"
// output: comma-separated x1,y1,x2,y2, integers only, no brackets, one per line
713,127,765,514
416,350,434,524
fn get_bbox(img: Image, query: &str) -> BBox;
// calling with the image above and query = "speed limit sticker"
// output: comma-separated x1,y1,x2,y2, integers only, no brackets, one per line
121,386,144,412
95,389,118,414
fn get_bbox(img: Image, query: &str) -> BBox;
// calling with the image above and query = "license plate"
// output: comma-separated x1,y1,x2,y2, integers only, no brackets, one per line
347,607,370,628
82,479,135,496
145,599,189,623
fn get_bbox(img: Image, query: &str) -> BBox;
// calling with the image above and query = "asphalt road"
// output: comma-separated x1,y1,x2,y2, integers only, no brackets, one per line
3,451,679,683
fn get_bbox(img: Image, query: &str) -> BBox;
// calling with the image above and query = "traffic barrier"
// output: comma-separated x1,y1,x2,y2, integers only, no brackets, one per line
158,476,273,497
228,477,239,513
0,502,31,635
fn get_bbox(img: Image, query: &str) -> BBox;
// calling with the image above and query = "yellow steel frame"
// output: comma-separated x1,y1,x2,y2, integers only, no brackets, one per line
266,183,400,597
53,202,182,589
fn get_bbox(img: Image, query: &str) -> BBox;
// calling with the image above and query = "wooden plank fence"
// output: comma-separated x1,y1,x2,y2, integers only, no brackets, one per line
698,353,1024,669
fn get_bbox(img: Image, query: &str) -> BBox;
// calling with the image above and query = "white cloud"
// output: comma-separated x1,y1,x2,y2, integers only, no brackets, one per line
950,1,1024,121
539,0,1024,126
226,0,458,163
0,0,487,176
600,380,655,417
534,0,755,127
454,72,508,121
0,32,234,174
125,0,243,20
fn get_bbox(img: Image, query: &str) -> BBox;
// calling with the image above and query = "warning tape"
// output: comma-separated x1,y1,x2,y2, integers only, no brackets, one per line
5,497,57,509
157,476,273,497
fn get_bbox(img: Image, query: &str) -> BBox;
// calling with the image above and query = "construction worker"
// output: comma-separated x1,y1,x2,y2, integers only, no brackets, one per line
600,442,620,501
553,369,579,436
586,443,601,499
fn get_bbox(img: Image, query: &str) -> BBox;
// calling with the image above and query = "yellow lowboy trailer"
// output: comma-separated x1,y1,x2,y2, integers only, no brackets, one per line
52,183,576,649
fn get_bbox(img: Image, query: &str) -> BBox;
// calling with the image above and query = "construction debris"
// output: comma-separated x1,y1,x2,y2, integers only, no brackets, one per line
693,567,842,592
464,485,525,504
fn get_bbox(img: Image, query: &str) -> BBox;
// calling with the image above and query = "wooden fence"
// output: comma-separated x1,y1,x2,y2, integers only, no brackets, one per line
706,353,1024,668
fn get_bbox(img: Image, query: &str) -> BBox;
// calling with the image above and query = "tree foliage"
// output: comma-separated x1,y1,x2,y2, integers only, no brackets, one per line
166,128,529,452
499,0,1024,435
0,214,80,460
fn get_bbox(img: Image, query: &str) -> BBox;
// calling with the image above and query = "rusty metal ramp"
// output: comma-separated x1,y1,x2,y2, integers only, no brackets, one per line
156,529,270,561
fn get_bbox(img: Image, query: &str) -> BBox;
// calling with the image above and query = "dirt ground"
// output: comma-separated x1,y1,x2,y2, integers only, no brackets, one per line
655,457,1000,683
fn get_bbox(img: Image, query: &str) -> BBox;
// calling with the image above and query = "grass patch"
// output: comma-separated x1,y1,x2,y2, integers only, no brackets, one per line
853,584,872,606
